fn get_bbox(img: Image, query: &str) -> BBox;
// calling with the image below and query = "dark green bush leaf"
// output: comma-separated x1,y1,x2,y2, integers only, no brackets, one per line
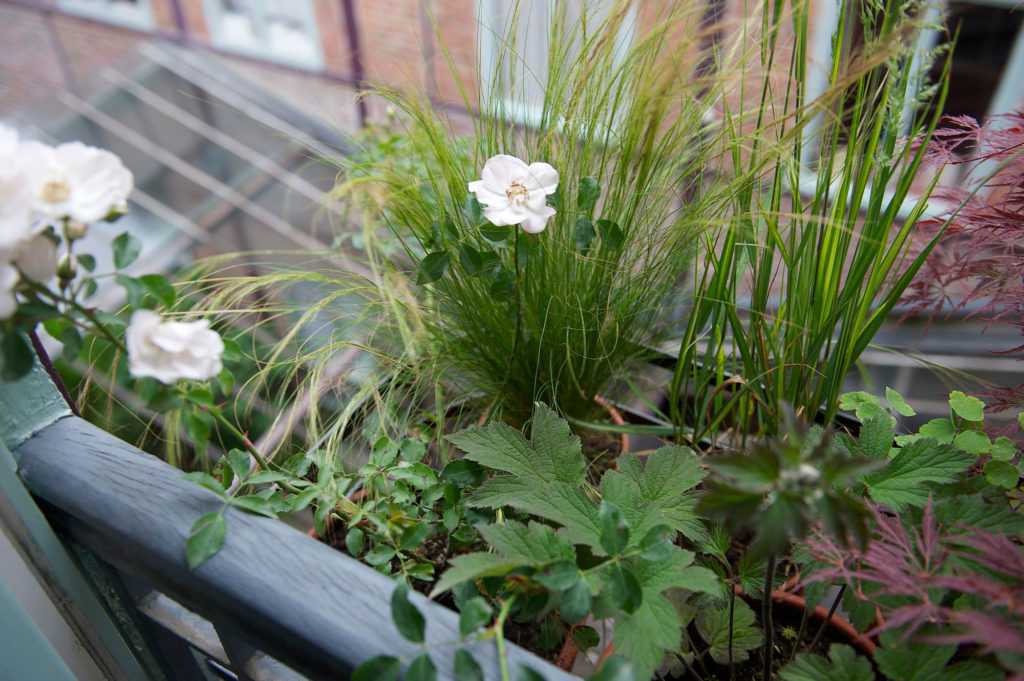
345,527,365,556
458,596,493,637
577,177,601,213
441,459,485,487
182,471,226,496
138,274,176,308
77,253,96,272
606,564,643,614
984,460,1019,489
596,219,624,250
229,495,276,518
1,333,36,381
112,231,142,269
599,501,629,555
400,523,432,551
534,560,579,591
406,654,437,681
464,195,483,224
574,217,596,253
417,252,451,285
390,582,426,643
573,625,600,651
186,512,225,569
560,578,592,623
454,650,484,681
481,225,512,242
460,245,485,275
638,525,675,562
352,656,400,681
588,655,635,681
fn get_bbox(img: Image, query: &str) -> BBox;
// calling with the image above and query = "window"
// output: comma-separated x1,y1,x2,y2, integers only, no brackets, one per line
58,0,153,29
204,0,323,69
476,0,637,125
800,0,1024,212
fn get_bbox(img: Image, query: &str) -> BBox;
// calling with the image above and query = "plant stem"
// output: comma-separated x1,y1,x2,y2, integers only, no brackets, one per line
28,282,127,353
728,584,736,681
28,329,80,417
807,584,845,653
762,554,777,681
494,596,516,681
208,408,269,469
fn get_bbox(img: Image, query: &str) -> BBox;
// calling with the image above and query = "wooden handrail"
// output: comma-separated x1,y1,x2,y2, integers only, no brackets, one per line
12,415,577,681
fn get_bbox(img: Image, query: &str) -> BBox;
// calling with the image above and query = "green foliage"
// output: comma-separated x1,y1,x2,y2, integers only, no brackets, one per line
352,655,401,681
439,403,717,675
780,644,874,681
391,583,426,643
701,417,876,555
875,637,1003,681
671,0,955,441
693,597,762,665
862,440,974,510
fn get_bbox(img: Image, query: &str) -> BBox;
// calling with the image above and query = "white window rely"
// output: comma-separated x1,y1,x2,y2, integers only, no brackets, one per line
205,0,323,69
57,0,154,29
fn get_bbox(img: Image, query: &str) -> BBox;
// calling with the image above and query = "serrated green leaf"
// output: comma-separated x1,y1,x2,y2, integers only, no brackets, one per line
599,501,630,555
390,583,425,643
875,635,954,681
431,552,522,597
885,387,916,417
991,436,1018,462
400,523,432,550
458,597,493,637
839,391,892,425
452,404,600,547
638,524,675,562
589,656,635,681
479,520,576,564
595,219,624,250
112,231,142,269
953,430,990,455
534,561,580,591
454,650,484,681
949,391,985,422
365,545,396,566
352,656,400,681
864,440,974,509
601,445,707,547
605,564,642,614
780,644,873,681
186,512,225,569
77,253,96,271
695,598,762,664
984,460,1019,489
560,579,592,623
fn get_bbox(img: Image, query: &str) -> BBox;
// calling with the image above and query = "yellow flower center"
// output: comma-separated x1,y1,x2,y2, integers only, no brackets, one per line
40,179,71,205
505,180,529,206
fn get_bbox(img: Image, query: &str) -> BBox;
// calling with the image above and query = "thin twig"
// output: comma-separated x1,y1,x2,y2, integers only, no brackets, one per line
28,330,81,416
807,584,846,652
762,554,777,680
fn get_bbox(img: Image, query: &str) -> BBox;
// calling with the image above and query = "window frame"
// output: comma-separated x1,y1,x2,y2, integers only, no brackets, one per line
57,0,154,30
475,0,638,127
203,0,325,71
800,0,1024,216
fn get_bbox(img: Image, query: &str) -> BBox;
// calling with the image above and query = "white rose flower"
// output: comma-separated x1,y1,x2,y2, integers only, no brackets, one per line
12,234,58,283
0,263,18,320
127,310,225,384
21,141,133,224
468,154,558,234
0,127,36,252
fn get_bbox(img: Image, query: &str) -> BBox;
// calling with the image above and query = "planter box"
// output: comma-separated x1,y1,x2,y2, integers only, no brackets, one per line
2,364,577,681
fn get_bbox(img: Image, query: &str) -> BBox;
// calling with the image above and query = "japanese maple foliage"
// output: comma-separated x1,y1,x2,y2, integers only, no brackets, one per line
904,110,1024,408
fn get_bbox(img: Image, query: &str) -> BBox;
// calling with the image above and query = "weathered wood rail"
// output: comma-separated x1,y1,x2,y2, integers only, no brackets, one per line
2,363,577,681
